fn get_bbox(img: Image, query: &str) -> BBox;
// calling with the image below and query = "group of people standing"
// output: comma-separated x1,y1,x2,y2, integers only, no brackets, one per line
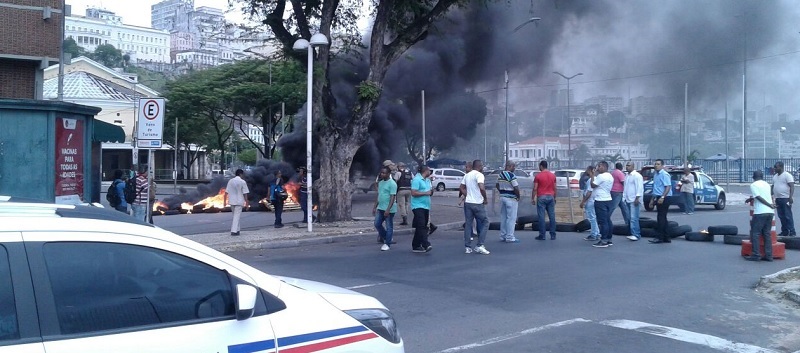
373,161,436,252
109,167,156,224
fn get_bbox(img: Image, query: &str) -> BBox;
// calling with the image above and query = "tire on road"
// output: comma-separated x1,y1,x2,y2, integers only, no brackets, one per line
723,234,749,245
575,219,591,232
639,219,658,229
555,223,577,232
612,224,632,236
517,214,538,226
685,231,714,242
641,228,658,238
667,221,679,229
489,222,501,231
708,225,738,236
667,224,692,238
778,236,800,250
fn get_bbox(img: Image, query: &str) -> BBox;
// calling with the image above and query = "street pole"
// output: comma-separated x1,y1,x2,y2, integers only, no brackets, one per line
504,70,509,163
305,44,313,232
683,83,688,167
725,101,730,188
553,72,583,167
421,90,426,163
174,116,178,194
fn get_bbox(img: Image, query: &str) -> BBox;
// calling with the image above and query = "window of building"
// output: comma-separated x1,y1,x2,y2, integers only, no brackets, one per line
43,242,236,335
0,246,18,341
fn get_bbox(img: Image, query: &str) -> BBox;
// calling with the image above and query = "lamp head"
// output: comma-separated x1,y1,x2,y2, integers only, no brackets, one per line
309,33,329,46
292,39,309,51
780,126,787,132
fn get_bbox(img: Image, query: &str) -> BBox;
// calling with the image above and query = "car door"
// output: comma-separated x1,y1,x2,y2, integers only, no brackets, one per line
444,169,465,189
699,174,718,204
24,233,277,353
0,233,45,353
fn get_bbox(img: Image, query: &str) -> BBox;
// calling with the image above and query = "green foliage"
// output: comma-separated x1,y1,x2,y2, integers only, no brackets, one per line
92,44,124,68
63,38,87,60
238,148,258,165
357,81,381,101
124,66,168,93
573,144,592,161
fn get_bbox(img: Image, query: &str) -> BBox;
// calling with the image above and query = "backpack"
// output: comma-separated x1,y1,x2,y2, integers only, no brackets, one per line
124,180,137,204
398,169,413,188
106,180,121,207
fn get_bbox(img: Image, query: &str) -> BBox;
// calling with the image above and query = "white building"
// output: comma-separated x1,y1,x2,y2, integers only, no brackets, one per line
151,0,194,31
510,136,648,163
66,8,170,63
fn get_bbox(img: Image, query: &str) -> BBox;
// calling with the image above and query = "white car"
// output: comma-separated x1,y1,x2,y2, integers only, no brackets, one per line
554,169,586,191
431,168,466,191
0,202,404,353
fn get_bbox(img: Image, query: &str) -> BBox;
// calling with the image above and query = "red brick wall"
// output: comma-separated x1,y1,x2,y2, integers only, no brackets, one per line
0,0,62,58
0,59,36,99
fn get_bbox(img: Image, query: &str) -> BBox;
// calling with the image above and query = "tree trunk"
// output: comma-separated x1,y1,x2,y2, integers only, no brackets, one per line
316,136,359,222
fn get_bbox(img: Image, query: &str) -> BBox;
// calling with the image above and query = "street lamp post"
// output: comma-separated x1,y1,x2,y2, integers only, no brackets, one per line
293,33,329,232
552,71,583,166
779,127,786,159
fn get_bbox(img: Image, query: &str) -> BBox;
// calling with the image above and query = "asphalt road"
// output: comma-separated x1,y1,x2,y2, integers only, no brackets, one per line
221,199,800,353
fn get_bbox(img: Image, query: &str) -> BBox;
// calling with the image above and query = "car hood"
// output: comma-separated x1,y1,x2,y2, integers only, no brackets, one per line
277,276,386,311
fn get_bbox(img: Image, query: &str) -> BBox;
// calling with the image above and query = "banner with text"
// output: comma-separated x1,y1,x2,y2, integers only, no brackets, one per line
55,117,84,203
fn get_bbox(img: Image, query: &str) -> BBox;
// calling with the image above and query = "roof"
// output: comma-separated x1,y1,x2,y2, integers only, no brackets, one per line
43,71,133,101
44,56,160,97
94,119,126,143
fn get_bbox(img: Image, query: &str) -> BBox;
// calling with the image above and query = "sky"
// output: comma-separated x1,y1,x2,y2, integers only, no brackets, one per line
66,0,242,27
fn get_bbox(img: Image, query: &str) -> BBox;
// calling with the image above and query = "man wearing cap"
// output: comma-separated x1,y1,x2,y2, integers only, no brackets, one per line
396,162,413,225
747,170,776,261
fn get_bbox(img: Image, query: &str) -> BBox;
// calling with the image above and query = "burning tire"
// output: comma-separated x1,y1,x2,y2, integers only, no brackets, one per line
685,232,714,242
708,225,738,236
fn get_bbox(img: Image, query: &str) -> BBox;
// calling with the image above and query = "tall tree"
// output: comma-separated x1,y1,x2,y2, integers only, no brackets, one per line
63,38,87,59
243,0,485,222
92,44,124,68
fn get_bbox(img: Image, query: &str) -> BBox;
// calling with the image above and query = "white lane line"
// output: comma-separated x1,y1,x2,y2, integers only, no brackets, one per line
345,282,392,289
600,319,780,353
432,318,591,353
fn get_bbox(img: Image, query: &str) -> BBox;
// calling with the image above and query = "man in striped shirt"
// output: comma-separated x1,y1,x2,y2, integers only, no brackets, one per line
496,160,521,243
131,166,150,222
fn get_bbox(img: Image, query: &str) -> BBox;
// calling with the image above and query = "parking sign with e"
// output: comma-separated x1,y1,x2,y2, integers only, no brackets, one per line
137,98,165,147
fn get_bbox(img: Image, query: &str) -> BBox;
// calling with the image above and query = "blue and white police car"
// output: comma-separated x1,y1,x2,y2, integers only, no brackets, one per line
643,167,726,211
0,202,404,353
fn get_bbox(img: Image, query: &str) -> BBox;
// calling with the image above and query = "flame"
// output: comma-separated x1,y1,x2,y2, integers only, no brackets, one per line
181,202,193,214
313,204,318,211
152,201,168,214
196,188,227,210
284,181,301,203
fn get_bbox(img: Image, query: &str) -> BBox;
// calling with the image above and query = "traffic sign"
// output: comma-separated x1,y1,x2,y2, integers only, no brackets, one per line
137,98,165,147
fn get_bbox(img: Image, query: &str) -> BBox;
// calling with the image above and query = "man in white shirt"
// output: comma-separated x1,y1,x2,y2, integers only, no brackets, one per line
747,170,776,261
624,162,644,241
224,169,250,236
591,161,614,248
772,162,795,237
459,160,490,255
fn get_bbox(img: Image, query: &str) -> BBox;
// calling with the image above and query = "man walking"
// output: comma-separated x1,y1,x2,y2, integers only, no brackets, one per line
131,166,150,222
680,167,696,215
747,170,776,261
224,169,249,236
624,162,644,241
269,170,286,228
772,162,796,237
374,166,397,251
533,160,557,240
579,165,600,241
591,161,614,248
410,165,434,253
610,162,631,225
649,159,673,244
496,160,521,243
111,169,129,214
460,160,490,255
396,162,413,225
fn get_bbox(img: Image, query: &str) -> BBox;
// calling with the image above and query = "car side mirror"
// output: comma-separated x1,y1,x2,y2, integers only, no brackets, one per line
236,284,258,320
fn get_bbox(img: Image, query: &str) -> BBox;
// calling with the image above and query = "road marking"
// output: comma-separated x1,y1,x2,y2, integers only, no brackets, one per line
432,318,591,353
600,319,780,353
345,282,392,289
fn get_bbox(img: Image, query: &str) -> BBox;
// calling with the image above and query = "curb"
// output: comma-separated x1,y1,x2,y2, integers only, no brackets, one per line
758,266,800,306
209,221,464,252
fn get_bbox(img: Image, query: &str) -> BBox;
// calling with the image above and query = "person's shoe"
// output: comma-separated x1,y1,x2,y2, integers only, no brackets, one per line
592,241,610,248
400,216,408,225
412,247,426,253
535,236,546,240
381,244,390,251
584,235,598,241
682,212,687,215
687,212,694,215
428,224,438,235
762,257,774,262
425,245,433,252
627,235,639,241
465,247,473,254
505,238,521,243
779,232,789,237
607,241,613,246
231,231,240,236
474,245,490,255
744,256,760,261
274,224,284,228
649,239,670,244
550,235,556,240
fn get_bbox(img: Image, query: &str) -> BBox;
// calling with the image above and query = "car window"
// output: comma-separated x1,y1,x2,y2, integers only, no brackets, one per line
700,174,713,186
515,171,529,178
444,170,463,177
0,245,19,341
43,242,236,335
554,171,566,177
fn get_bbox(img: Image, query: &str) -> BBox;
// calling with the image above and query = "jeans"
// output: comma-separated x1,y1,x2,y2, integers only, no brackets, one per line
775,198,796,236
273,200,283,225
115,205,128,214
594,200,613,241
300,192,308,220
499,197,519,241
750,213,774,259
584,199,599,238
374,210,395,245
230,205,243,232
464,203,489,247
626,201,641,238
682,191,695,213
610,192,631,225
412,208,431,249
537,195,556,238
131,203,147,222
656,197,670,241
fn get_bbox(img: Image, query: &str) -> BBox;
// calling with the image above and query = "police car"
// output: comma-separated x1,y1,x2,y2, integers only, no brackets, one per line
642,167,726,211
0,202,404,353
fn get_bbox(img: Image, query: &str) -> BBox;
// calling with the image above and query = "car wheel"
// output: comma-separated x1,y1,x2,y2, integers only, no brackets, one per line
714,193,726,210
685,231,714,242
708,225,738,236
436,183,446,192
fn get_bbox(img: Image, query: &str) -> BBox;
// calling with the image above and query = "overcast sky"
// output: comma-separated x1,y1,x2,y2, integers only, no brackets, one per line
66,0,240,27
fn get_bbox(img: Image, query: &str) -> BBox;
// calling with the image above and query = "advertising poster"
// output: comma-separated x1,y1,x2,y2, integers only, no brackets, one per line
55,117,84,204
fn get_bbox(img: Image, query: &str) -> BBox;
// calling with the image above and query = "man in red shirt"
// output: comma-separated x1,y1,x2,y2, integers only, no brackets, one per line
532,160,557,240
610,162,631,225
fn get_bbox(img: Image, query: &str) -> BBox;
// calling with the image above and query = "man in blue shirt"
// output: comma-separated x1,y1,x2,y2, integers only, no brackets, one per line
410,165,434,253
374,166,398,251
112,169,128,213
649,159,673,244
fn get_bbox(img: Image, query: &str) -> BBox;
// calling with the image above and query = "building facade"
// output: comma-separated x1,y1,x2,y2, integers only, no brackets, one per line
0,0,64,99
65,8,170,64
151,0,194,31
